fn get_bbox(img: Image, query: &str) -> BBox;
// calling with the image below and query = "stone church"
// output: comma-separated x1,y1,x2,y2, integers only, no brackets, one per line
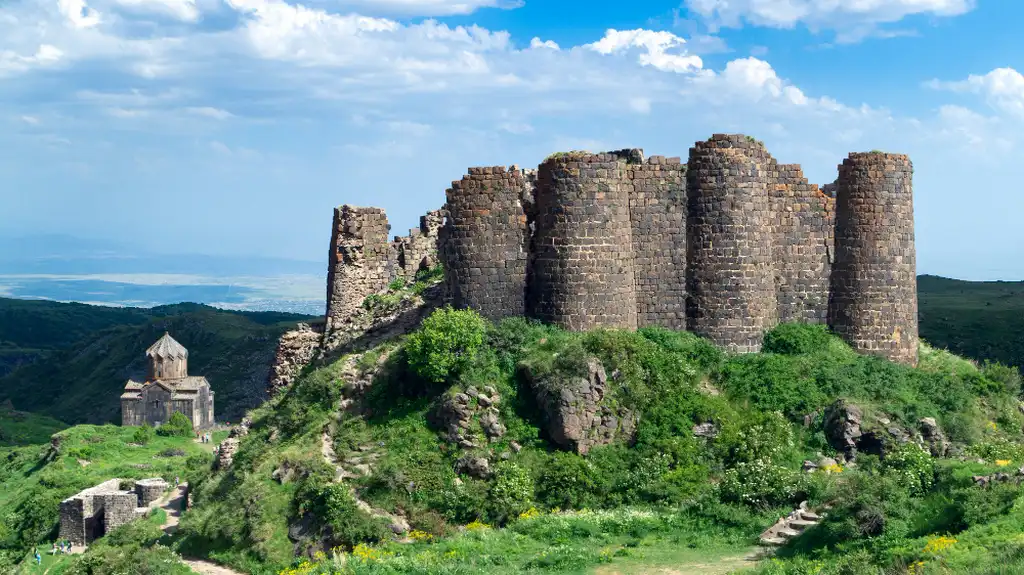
120,333,215,429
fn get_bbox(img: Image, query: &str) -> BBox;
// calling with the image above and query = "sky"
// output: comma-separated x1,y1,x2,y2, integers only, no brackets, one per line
1,0,1023,280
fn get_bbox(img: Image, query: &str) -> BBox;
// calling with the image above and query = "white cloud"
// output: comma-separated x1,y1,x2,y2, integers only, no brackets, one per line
585,29,703,73
58,0,102,28
186,106,233,119
928,67,1024,120
326,0,521,17
684,0,975,42
20,115,41,125
113,0,200,21
529,37,559,50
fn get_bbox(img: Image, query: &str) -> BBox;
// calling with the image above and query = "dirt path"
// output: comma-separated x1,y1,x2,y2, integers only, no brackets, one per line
593,548,764,575
154,483,246,575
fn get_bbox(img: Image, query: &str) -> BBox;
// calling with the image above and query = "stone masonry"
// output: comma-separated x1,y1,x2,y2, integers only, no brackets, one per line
59,478,166,545
325,206,392,330
528,151,639,331
441,166,531,321
324,134,920,365
828,152,919,365
686,136,778,353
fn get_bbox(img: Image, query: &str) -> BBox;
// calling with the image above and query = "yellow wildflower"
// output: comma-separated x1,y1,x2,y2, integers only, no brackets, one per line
822,463,844,474
996,459,1012,467
923,535,957,554
988,421,998,431
465,520,491,531
408,529,434,542
908,561,927,574
518,507,541,520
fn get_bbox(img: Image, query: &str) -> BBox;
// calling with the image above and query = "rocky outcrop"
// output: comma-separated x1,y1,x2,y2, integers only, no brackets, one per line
431,385,506,449
759,501,825,546
522,357,637,455
266,323,324,397
455,455,492,479
919,417,950,457
321,284,445,360
216,438,239,470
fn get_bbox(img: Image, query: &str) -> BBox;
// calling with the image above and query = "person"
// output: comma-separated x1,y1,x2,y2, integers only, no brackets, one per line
68,540,73,553
34,547,41,565
174,476,179,487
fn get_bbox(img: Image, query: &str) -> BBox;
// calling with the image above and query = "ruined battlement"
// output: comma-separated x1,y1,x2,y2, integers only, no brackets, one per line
324,134,919,366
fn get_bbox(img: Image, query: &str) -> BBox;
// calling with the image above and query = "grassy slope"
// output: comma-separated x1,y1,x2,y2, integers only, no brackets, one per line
0,424,212,571
0,302,315,426
174,285,1024,575
0,405,67,447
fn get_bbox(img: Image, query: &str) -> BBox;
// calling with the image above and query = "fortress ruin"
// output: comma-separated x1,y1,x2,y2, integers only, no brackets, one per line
58,477,169,545
324,133,919,366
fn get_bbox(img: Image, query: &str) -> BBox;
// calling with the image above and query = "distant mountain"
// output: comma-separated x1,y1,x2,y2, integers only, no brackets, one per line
0,298,316,425
0,233,322,276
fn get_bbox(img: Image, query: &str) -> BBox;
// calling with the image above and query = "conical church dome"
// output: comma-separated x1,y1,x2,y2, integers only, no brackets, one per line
146,332,188,360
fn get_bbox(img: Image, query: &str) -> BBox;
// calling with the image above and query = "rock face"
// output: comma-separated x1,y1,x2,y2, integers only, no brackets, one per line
523,357,637,455
266,323,324,397
919,417,950,457
432,386,506,449
823,400,864,458
824,400,924,459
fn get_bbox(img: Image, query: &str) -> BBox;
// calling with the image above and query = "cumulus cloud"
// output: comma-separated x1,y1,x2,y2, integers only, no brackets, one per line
113,0,200,21
585,29,703,73
927,67,1024,120
529,37,559,50
326,0,521,17
684,0,975,42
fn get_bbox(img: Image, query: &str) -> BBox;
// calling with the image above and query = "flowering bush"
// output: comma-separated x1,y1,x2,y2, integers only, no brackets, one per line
720,458,801,507
882,443,934,496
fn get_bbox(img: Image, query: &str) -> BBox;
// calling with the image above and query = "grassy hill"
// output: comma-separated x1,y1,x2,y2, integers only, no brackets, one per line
0,299,315,427
0,403,67,447
917,274,1024,373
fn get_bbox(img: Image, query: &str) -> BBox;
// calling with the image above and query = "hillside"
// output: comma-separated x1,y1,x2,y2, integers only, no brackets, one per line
0,403,66,447
917,274,1024,372
0,300,315,426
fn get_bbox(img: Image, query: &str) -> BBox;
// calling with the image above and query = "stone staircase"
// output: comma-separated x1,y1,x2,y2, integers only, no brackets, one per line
758,501,824,547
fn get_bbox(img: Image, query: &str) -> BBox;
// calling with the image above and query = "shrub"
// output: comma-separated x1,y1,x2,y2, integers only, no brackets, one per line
536,453,604,510
155,412,193,437
981,361,1022,396
762,323,834,356
720,458,802,508
405,306,488,384
882,443,934,496
489,462,535,520
131,424,154,445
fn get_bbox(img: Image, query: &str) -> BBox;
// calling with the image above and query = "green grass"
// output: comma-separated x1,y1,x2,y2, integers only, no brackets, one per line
0,424,213,572
0,405,67,447
0,301,314,425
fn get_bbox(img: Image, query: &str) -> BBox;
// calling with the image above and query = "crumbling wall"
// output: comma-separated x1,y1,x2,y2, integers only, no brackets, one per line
828,152,918,366
134,478,168,507
441,166,530,321
527,152,638,331
628,154,687,329
772,163,835,324
99,492,137,533
265,322,325,397
58,479,132,545
686,135,777,353
392,210,445,282
325,205,392,330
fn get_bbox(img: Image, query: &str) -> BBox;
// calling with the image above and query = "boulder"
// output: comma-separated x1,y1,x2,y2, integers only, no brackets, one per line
823,400,863,457
692,423,719,438
522,357,637,455
919,417,950,457
455,455,491,479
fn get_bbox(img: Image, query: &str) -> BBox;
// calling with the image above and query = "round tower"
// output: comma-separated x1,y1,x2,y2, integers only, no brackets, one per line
685,134,777,353
441,166,531,321
147,332,188,380
527,151,638,331
828,152,918,366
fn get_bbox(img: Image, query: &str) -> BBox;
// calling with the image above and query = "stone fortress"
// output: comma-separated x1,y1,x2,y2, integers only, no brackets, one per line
325,133,919,366
121,333,215,429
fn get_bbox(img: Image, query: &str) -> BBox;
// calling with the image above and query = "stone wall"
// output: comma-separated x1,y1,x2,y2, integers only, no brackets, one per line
134,478,168,507
326,205,392,330
628,154,688,329
527,152,639,331
99,492,137,533
828,152,919,365
686,135,777,353
59,479,135,545
266,322,325,397
772,163,835,324
442,166,531,321
393,210,445,282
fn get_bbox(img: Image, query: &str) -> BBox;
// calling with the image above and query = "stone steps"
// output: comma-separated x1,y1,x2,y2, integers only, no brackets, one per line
758,501,825,547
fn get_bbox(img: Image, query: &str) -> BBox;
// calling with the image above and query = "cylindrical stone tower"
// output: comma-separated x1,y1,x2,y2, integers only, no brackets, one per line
325,205,392,330
441,166,530,321
527,151,638,331
828,152,918,366
686,134,777,353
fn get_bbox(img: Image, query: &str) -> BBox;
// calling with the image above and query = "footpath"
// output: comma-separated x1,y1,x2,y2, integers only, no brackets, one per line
156,483,246,575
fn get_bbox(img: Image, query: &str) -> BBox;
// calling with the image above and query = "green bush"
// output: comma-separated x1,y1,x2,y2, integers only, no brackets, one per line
882,443,934,496
405,306,488,384
762,323,835,356
156,412,193,438
489,462,534,520
131,424,154,445
535,453,604,510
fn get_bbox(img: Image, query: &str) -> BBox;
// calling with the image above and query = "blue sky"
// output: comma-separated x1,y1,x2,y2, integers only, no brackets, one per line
2,0,1023,279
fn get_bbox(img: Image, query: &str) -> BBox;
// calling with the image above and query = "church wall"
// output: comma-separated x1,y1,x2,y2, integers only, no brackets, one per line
142,387,172,426
121,399,142,426
150,356,187,380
